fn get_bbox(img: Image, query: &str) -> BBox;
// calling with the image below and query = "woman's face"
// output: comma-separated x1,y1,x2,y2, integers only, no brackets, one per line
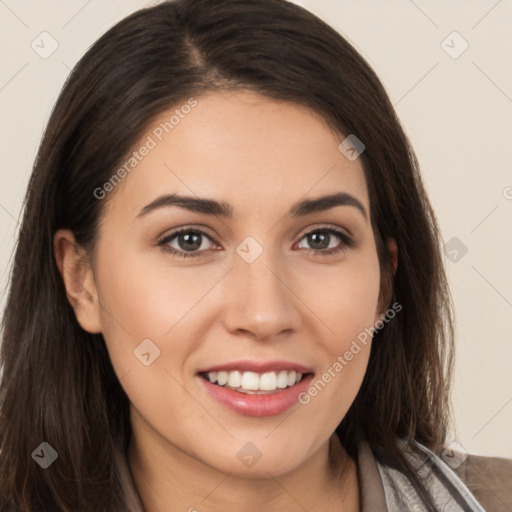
75,90,387,476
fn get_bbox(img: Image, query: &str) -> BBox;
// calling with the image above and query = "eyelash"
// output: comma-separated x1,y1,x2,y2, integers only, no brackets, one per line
157,226,355,259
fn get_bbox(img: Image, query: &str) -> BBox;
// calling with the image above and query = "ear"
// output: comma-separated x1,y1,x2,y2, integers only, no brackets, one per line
374,237,399,322
387,238,398,273
53,229,102,334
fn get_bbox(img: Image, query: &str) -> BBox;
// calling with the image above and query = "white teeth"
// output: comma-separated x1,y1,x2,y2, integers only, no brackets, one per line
276,370,289,389
241,371,260,390
259,372,277,391
216,371,228,386
227,370,242,388
205,370,305,392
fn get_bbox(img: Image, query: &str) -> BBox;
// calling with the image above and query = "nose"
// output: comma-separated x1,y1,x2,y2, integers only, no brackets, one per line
221,248,302,341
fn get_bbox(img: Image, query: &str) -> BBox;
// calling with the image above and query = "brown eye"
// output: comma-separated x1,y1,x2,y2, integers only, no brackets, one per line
158,228,216,258
296,228,354,256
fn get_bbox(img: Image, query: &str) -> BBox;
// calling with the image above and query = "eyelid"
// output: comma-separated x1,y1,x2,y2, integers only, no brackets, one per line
157,225,218,248
296,222,353,240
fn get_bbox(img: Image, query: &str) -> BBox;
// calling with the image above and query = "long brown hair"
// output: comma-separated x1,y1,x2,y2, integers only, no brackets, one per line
0,0,454,510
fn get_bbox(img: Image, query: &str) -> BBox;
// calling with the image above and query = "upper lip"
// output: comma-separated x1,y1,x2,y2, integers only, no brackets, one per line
197,359,313,374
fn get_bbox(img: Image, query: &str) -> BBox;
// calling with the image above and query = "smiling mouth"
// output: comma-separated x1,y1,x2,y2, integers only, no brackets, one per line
199,370,312,394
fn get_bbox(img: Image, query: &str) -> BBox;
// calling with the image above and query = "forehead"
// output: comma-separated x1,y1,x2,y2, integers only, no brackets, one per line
102,90,369,221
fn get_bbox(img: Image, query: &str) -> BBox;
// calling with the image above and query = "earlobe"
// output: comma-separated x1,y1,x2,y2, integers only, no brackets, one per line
53,229,103,334
387,238,398,273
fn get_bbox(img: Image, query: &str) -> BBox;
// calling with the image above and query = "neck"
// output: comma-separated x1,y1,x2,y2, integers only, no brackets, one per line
128,419,359,512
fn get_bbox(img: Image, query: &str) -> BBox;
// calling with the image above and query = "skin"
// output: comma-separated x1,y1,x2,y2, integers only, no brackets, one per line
55,90,397,512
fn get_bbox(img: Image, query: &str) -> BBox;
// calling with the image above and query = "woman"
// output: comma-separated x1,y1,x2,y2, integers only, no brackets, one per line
0,0,506,510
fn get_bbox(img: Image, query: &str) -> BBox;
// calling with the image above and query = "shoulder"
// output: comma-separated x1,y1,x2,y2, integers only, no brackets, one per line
451,452,512,512
369,438,486,511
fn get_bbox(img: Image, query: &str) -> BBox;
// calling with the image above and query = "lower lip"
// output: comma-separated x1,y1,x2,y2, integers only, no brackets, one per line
197,373,314,417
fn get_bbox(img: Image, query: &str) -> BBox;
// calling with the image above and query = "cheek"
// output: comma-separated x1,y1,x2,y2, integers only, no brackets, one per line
287,252,381,441
296,245,380,391
97,241,226,321
296,244,381,350
301,257,380,403
93,241,226,375
92,247,208,424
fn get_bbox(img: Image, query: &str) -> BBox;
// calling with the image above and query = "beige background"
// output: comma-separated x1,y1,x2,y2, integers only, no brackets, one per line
0,0,511,458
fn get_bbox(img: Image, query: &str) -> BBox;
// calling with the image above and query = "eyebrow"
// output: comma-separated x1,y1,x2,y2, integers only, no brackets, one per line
136,192,368,221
